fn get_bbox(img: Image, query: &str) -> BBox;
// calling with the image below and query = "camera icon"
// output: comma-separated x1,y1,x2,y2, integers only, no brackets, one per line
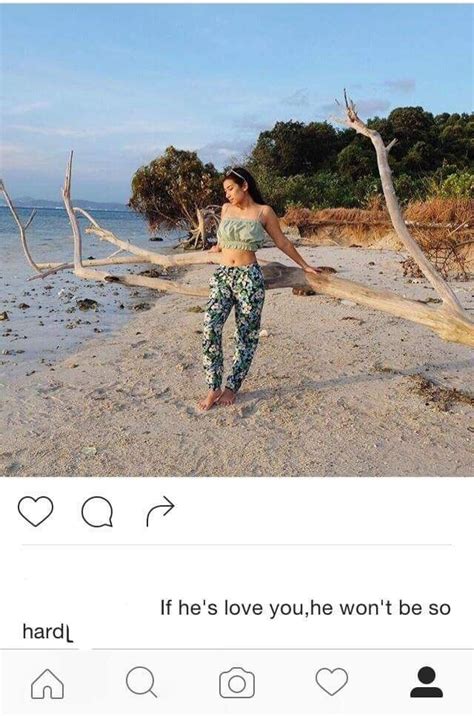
219,667,255,699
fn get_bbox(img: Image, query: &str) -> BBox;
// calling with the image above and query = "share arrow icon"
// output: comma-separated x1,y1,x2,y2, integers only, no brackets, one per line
146,497,175,526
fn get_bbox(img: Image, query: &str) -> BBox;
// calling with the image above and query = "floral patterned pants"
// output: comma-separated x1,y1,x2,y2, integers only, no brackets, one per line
202,263,265,393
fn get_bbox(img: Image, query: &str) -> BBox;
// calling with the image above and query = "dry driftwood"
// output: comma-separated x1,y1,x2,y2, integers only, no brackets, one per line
0,180,42,273
3,95,474,347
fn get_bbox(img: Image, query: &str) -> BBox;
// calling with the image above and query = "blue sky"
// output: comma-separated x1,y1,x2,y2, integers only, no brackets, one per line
1,3,472,202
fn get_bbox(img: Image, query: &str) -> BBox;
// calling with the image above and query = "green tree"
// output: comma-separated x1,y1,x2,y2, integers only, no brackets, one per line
384,107,439,172
336,140,377,181
129,146,222,232
438,113,474,168
426,170,474,198
250,120,340,176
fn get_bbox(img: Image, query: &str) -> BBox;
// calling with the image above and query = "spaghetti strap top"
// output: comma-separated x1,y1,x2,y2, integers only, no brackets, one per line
217,206,268,252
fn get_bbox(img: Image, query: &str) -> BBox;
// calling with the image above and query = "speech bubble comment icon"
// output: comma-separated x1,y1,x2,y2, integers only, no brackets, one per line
81,497,113,528
126,667,157,698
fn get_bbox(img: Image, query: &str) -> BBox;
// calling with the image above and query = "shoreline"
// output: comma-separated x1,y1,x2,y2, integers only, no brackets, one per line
0,213,183,381
0,279,166,382
1,245,473,477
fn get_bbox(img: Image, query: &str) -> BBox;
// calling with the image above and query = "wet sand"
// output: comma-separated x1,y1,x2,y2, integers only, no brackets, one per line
1,246,473,477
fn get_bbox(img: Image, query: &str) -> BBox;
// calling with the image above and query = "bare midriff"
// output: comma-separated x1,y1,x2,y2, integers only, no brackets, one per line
219,247,258,267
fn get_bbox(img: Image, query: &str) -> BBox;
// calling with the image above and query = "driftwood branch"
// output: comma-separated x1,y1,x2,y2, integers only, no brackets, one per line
27,256,152,281
341,90,467,317
24,209,37,231
7,131,474,347
0,179,42,274
67,179,474,345
77,207,216,268
54,191,474,342
304,271,473,346
62,150,83,272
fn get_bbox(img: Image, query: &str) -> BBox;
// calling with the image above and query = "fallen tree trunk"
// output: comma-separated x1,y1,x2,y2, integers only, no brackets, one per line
4,92,474,347
64,157,474,345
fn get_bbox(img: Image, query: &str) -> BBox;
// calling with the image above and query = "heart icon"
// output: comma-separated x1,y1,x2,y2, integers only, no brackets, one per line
18,496,54,527
315,667,349,696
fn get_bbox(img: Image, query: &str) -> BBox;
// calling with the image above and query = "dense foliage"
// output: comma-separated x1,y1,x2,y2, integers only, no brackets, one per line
129,146,222,231
129,108,473,230
246,108,473,213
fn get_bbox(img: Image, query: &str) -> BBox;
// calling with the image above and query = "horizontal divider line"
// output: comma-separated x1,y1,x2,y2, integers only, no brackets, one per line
90,646,474,652
1,647,80,651
22,543,454,548
2,647,472,651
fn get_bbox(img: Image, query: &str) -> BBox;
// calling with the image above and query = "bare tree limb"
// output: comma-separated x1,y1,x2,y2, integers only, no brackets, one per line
69,149,474,346
340,91,468,318
9,145,473,347
77,220,474,346
27,256,152,280
24,209,37,231
0,179,42,274
304,272,473,346
61,151,83,271
447,220,471,238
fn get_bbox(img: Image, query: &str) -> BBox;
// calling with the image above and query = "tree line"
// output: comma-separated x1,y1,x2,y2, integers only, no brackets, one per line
129,106,473,229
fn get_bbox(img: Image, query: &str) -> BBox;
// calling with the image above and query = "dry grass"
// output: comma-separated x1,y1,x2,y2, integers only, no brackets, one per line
283,198,474,277
282,205,392,248
283,204,388,231
283,197,472,233
405,197,473,225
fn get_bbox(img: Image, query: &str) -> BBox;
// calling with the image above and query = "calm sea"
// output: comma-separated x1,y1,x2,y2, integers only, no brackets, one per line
0,207,185,379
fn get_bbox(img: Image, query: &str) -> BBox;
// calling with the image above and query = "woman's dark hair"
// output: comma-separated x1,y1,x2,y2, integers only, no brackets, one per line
223,167,266,205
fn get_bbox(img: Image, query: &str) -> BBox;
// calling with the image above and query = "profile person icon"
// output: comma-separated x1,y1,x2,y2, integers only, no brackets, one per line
410,666,443,698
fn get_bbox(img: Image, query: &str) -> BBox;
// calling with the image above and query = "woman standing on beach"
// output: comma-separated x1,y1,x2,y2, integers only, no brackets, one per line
197,167,322,411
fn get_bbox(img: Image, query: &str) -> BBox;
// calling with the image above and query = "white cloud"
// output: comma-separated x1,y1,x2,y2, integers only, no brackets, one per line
198,139,252,168
281,89,310,108
320,97,390,118
0,143,24,154
0,143,60,171
4,101,51,116
354,99,391,115
383,79,416,94
9,124,99,139
232,114,268,133
7,119,198,140
121,143,165,155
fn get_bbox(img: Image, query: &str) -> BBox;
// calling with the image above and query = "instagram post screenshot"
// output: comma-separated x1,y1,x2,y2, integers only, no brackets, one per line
1,2,473,714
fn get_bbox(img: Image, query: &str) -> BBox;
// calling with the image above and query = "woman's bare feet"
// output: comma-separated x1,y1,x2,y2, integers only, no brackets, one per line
218,387,236,406
197,388,222,411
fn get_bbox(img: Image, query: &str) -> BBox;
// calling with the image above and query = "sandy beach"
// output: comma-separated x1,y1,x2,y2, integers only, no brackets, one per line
1,244,473,477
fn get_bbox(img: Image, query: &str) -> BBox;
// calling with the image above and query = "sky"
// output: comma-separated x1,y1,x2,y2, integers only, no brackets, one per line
1,3,472,202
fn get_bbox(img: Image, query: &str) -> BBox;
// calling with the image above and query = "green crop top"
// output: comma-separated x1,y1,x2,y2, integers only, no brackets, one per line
217,209,268,252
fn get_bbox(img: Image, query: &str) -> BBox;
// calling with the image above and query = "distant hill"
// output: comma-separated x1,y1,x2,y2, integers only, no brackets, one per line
0,196,130,211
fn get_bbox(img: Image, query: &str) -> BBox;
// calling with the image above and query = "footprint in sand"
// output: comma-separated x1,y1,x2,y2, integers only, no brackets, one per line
160,396,195,417
236,403,260,419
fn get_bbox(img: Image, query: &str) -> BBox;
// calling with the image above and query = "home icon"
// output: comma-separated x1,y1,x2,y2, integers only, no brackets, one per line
31,669,65,700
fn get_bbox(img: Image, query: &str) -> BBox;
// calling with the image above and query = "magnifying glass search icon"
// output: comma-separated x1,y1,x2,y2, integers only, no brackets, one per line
126,666,158,698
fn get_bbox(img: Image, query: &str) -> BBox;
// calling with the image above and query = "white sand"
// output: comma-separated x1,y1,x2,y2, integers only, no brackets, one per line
1,246,473,477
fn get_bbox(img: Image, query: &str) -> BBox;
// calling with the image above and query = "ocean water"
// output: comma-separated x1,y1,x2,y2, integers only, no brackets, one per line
0,207,185,379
